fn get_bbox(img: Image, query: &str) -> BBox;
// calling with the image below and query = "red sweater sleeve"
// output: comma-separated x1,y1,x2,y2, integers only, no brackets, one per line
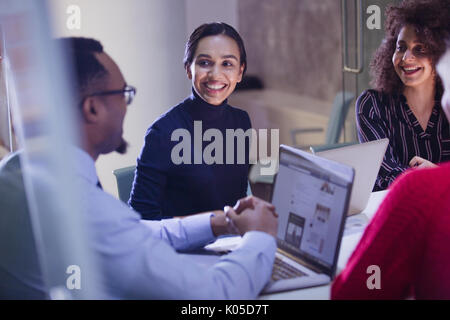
331,165,450,299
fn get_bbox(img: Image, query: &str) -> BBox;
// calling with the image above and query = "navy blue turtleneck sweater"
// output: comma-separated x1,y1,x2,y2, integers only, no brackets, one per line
129,90,251,220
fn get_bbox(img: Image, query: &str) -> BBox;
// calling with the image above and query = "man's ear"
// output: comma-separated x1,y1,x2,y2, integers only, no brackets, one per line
81,97,101,123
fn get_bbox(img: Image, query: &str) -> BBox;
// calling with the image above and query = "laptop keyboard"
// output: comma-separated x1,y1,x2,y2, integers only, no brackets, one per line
271,256,307,281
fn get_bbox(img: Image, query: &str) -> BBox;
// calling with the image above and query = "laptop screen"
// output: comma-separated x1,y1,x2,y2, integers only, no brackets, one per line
271,146,353,275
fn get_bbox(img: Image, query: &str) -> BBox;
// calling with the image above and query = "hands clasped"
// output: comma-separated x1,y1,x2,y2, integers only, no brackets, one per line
225,196,278,238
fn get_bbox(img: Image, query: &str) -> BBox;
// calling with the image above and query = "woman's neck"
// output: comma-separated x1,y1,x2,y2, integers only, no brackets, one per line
403,81,436,114
403,80,436,131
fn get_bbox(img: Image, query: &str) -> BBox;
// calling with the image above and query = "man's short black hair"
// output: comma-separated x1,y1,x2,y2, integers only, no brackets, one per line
57,37,108,100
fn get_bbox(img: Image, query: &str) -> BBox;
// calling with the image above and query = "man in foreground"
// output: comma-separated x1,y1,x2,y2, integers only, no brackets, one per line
0,37,278,299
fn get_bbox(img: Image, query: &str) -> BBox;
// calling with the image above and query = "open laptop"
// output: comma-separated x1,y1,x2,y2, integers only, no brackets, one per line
262,145,354,294
313,139,389,216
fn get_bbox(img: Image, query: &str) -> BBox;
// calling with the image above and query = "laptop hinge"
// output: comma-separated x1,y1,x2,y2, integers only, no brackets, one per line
278,248,323,274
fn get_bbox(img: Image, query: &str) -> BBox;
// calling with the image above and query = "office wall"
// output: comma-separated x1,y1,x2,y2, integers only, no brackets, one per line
185,0,239,34
48,0,190,197
238,0,342,103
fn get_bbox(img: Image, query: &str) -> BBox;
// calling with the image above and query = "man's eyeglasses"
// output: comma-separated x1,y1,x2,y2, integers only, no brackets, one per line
84,85,137,105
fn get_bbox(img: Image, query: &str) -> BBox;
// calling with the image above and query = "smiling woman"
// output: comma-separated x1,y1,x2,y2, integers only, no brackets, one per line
391,25,435,103
331,41,450,300
129,22,252,220
355,0,450,191
186,33,245,106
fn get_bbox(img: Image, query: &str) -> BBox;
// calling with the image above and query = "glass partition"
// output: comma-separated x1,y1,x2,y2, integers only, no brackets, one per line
0,0,103,299
341,0,402,142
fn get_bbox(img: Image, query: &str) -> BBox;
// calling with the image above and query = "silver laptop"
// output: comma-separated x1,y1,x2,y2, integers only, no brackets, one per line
313,139,388,216
262,145,354,294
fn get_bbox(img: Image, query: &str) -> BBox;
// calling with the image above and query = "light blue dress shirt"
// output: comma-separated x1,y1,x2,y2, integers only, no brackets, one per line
74,148,276,299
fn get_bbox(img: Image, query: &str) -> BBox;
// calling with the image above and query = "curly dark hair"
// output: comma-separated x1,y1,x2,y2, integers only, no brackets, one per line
370,0,450,97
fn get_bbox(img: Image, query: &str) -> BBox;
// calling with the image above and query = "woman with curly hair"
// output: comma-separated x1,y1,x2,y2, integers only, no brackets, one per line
332,41,450,299
356,0,450,191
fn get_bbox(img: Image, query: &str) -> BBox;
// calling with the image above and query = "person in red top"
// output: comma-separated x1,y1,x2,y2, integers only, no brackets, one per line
331,43,450,299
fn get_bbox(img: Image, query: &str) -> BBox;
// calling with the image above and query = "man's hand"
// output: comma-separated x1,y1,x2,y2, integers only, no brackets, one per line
409,156,437,169
232,196,277,216
210,210,239,237
210,196,277,237
225,196,278,238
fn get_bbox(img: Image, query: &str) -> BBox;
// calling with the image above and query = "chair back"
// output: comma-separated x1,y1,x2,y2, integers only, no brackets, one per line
325,91,355,145
0,151,47,298
112,165,136,203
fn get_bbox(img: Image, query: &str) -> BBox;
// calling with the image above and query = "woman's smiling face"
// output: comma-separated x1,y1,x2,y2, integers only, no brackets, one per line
187,34,244,106
392,25,435,89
